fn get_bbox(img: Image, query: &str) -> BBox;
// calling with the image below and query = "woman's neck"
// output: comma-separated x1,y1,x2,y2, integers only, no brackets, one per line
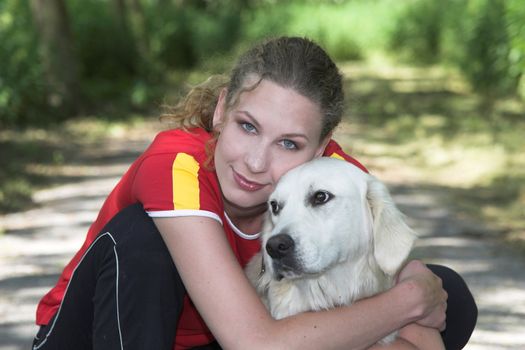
223,200,267,235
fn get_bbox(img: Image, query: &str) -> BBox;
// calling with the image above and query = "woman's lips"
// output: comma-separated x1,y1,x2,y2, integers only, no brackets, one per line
232,169,265,192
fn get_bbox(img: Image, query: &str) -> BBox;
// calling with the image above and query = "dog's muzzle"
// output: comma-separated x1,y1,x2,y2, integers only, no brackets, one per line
266,234,295,259
266,234,302,280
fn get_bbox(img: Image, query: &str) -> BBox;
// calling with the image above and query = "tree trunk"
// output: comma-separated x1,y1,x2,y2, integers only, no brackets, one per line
112,0,129,34
128,0,150,64
30,0,80,115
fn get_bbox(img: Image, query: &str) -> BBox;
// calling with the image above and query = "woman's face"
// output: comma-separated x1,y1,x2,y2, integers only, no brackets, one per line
213,79,330,214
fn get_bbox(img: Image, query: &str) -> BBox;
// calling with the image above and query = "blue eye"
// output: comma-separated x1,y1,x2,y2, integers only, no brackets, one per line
280,139,297,150
241,122,257,134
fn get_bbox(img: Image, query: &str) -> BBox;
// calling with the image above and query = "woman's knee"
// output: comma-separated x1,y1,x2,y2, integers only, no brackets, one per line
427,264,478,349
100,204,174,266
94,204,185,347
99,203,185,295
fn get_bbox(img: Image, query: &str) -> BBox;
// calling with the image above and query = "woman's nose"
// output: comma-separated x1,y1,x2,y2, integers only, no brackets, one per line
245,146,269,173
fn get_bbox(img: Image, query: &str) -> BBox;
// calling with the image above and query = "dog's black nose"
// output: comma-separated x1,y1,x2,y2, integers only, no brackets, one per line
266,234,295,259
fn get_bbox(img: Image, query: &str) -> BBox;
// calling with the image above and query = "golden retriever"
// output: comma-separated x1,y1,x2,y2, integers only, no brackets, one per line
245,157,417,343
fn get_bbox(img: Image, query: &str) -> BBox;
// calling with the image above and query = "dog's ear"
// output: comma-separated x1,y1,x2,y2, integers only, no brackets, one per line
366,177,417,276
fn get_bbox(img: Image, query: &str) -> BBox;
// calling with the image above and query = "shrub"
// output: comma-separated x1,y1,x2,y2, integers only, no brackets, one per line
69,0,140,80
459,0,516,97
387,0,449,64
0,0,50,126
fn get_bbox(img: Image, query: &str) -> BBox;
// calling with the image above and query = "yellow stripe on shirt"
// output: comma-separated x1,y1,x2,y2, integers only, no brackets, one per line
329,153,344,161
172,153,200,210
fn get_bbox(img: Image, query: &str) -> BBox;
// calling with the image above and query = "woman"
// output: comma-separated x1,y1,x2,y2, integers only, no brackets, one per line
33,37,476,349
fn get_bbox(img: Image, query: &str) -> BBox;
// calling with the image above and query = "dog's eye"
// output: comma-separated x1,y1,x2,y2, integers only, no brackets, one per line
269,200,281,215
311,190,333,206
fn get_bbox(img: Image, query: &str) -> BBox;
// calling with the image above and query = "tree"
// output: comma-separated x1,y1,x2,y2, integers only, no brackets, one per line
30,0,80,116
128,0,150,62
111,0,129,35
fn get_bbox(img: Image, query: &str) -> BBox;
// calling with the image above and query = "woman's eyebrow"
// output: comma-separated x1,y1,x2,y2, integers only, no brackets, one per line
281,133,309,141
237,110,310,141
237,110,260,127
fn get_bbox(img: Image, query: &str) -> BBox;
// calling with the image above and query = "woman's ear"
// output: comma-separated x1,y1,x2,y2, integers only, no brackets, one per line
212,88,228,130
314,132,333,158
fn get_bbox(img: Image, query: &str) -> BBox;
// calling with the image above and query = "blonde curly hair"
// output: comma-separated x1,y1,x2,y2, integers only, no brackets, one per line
160,74,229,132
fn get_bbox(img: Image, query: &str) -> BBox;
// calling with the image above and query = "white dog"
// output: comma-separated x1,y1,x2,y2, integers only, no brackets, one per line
245,157,417,343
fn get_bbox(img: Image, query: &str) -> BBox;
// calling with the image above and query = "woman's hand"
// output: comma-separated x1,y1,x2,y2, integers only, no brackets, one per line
396,260,448,331
366,260,448,350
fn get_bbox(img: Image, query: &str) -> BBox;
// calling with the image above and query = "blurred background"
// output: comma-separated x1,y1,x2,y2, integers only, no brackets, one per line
1,0,523,246
1,1,525,348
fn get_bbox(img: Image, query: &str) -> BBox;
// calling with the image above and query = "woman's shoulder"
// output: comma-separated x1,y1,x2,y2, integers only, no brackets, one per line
323,139,368,173
131,127,221,212
153,127,211,147
146,127,212,160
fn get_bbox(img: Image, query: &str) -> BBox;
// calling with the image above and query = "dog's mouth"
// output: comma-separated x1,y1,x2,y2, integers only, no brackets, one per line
270,257,338,281
271,260,304,281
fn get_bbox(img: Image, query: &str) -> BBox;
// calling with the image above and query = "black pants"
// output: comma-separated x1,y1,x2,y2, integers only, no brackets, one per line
33,203,477,350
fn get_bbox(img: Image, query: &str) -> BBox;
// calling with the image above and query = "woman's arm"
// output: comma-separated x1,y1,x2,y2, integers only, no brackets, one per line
396,324,445,350
154,216,445,350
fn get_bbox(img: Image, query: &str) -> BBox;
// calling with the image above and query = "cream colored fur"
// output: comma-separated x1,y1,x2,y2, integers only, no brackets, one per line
245,157,417,344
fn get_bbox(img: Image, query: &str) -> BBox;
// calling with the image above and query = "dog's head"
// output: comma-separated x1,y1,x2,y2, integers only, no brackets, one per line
261,157,416,281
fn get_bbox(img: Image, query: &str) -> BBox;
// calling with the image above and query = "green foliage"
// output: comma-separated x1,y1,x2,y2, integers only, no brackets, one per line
187,6,242,64
2,0,524,128
67,0,150,113
0,0,409,127
241,2,291,41
0,0,49,126
240,0,403,62
145,2,243,70
69,0,140,80
459,0,516,97
147,6,196,69
507,0,525,100
70,1,244,109
388,0,525,98
388,0,446,63
283,2,364,61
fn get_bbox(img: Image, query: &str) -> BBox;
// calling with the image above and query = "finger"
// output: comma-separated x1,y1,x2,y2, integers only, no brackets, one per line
439,302,447,331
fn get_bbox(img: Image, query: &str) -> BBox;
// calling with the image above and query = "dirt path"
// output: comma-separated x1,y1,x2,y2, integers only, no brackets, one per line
1,123,524,350
0,134,152,350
